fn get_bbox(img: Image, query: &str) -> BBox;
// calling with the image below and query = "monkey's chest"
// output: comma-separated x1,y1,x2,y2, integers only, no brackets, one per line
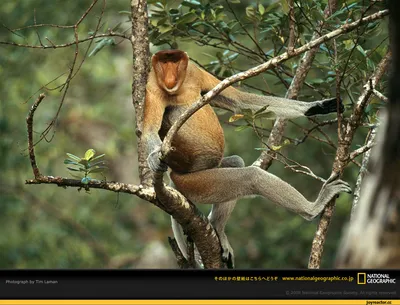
159,105,225,173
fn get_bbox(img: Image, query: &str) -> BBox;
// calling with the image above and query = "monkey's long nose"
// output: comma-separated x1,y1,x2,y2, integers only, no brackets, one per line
164,73,177,89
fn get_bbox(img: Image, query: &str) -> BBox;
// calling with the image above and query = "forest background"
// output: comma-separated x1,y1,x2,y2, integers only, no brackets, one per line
0,0,389,268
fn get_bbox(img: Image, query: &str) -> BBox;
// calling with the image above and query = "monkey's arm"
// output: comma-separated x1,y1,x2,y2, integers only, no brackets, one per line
143,90,167,172
197,65,343,119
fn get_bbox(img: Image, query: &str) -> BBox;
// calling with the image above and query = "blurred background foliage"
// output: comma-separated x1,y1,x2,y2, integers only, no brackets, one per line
0,0,388,268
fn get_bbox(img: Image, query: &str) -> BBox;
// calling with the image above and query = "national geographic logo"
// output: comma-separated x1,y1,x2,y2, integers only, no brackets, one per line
357,273,396,284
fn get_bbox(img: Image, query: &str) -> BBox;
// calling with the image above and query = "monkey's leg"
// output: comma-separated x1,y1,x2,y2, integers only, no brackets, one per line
171,166,352,221
170,155,244,268
208,155,245,268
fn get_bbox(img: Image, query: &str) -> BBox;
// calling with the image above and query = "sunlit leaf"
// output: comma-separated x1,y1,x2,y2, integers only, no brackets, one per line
229,114,244,122
246,6,255,18
258,4,265,15
84,149,96,161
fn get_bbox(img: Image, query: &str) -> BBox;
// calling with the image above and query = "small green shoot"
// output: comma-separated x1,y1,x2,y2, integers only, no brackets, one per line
64,149,107,184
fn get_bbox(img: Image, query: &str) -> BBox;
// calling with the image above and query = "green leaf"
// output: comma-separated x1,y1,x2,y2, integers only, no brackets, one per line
254,105,268,115
88,160,106,167
240,108,253,117
111,22,122,32
228,0,240,3
153,2,165,9
280,0,289,14
169,9,179,15
79,159,89,167
246,6,255,18
258,4,265,15
177,12,198,24
66,167,80,172
271,145,282,151
343,39,355,50
157,17,168,26
156,29,173,41
64,159,78,165
118,11,131,15
90,154,106,162
356,45,367,57
84,149,96,161
88,38,116,57
264,2,280,13
181,0,201,9
234,125,250,132
64,159,85,167
66,153,81,162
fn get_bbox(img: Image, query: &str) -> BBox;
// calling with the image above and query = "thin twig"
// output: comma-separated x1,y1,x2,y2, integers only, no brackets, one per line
26,94,46,179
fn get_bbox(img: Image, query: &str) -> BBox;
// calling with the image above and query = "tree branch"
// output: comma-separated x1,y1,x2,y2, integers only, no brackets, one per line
0,32,129,49
308,51,391,269
351,128,377,218
130,0,151,186
26,94,45,179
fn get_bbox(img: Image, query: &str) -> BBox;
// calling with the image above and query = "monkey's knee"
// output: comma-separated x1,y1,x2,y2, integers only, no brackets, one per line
220,155,245,168
169,172,202,202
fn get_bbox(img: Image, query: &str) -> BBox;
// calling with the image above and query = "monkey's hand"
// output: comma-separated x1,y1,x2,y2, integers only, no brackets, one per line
304,98,344,116
304,174,352,220
147,147,168,172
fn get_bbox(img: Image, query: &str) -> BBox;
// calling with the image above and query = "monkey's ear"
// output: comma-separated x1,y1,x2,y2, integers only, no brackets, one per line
184,52,189,59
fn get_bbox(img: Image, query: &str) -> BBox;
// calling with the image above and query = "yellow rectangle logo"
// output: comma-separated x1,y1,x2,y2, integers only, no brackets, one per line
357,272,366,284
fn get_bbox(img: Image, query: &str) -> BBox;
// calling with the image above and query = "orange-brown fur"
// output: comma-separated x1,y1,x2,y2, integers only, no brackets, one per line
144,50,224,174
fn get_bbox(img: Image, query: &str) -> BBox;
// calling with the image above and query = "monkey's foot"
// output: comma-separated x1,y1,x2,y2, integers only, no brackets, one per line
217,231,235,269
305,98,344,116
147,147,168,173
306,178,352,221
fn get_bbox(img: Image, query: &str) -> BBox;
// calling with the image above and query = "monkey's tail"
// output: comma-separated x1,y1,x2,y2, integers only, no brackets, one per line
171,216,204,268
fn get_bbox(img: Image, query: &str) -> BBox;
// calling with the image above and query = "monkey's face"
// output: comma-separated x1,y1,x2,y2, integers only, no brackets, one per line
152,50,189,95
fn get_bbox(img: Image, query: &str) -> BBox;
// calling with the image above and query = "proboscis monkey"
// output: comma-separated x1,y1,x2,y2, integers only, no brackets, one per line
143,50,351,267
